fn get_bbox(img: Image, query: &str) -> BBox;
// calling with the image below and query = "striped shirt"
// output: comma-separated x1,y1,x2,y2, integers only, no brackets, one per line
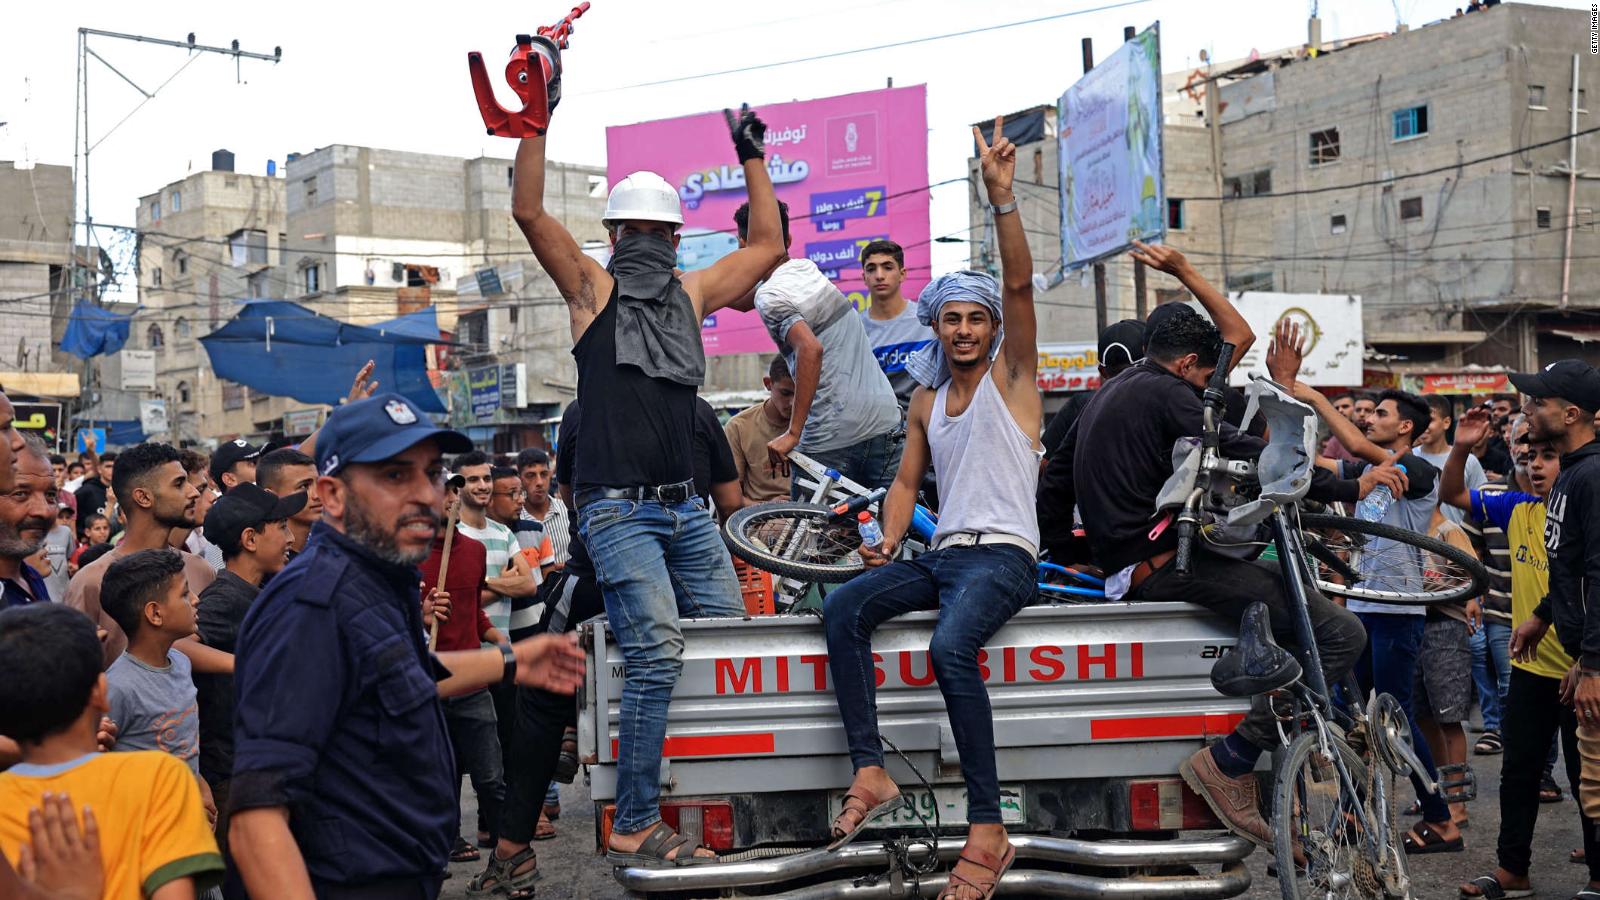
1463,480,1513,621
456,518,516,633
523,497,572,566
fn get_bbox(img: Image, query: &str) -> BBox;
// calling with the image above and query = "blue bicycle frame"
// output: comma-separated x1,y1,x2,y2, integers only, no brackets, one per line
902,502,1106,600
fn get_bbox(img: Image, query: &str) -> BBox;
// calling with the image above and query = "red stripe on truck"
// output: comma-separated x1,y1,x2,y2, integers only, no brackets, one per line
612,732,777,758
1090,713,1247,740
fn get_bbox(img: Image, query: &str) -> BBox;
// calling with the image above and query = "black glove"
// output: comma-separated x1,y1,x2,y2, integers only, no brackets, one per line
724,103,767,163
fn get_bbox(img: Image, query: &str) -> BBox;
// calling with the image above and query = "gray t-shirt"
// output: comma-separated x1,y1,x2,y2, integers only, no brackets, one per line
106,648,200,773
755,259,900,453
1414,446,1485,526
859,304,933,408
1340,451,1441,617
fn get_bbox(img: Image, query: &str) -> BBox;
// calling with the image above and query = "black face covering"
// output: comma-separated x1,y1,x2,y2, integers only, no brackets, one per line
606,230,706,386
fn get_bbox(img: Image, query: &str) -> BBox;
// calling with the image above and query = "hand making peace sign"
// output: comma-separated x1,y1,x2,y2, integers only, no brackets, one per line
972,115,1017,202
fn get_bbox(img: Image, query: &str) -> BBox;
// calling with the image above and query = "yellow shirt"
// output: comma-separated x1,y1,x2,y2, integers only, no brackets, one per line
1505,500,1572,679
0,751,222,899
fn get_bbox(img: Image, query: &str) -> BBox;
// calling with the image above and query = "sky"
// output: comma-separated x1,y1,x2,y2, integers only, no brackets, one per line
6,0,1592,282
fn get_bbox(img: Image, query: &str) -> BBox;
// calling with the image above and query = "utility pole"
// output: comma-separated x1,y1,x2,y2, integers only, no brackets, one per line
1125,24,1148,320
1082,37,1107,335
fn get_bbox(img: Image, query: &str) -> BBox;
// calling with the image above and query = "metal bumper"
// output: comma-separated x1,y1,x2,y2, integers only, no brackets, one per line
613,833,1254,898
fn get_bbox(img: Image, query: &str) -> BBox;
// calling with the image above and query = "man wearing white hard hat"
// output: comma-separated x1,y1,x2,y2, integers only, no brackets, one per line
511,95,785,868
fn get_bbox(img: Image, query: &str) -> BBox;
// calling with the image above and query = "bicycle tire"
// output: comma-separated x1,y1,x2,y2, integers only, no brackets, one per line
723,501,866,584
1298,513,1488,606
1274,730,1385,900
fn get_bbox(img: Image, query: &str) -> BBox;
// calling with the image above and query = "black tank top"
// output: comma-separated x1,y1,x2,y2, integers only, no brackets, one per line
571,289,697,490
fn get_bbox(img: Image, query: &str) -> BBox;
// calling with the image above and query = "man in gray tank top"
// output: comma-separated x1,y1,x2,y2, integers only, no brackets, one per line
820,117,1040,899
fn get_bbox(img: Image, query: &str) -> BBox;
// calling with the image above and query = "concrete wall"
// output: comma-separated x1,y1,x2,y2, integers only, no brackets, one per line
0,162,73,375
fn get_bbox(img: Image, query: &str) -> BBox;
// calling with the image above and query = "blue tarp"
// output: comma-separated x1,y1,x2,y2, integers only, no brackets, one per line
199,301,446,412
59,300,138,359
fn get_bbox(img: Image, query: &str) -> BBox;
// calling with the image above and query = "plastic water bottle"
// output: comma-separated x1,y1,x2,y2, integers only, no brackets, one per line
1355,463,1407,523
857,512,884,550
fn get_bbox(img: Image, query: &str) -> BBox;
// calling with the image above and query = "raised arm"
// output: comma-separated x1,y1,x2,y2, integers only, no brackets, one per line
768,326,820,474
975,116,1037,397
1294,381,1391,466
512,133,609,337
1441,406,1493,511
686,105,787,316
1131,241,1253,371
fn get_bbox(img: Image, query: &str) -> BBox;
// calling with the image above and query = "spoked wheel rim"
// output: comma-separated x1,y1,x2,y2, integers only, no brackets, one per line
723,502,866,583
1298,513,1487,606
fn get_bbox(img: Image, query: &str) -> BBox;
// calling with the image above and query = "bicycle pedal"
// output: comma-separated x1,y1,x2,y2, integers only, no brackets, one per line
1438,763,1477,802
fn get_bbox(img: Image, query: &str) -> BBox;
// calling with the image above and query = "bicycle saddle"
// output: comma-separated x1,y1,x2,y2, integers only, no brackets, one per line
1210,601,1302,697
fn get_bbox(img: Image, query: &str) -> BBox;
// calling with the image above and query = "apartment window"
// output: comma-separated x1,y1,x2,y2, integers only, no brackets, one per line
1309,128,1341,166
246,270,271,298
175,252,188,276
1400,196,1424,221
1580,208,1595,231
176,381,191,405
1226,271,1275,293
1331,213,1348,234
509,304,520,325
1530,85,1547,108
1167,198,1185,230
1537,207,1553,228
303,177,318,206
150,267,162,287
147,324,164,350
150,200,160,221
1393,105,1429,141
175,317,191,339
1223,169,1272,198
229,229,268,267
304,264,321,294
170,190,181,212
221,383,246,411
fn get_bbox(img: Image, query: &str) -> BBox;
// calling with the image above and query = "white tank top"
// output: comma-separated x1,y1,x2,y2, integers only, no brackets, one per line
927,372,1042,554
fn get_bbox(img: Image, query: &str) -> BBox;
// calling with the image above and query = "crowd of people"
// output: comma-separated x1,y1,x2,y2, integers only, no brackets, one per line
2,93,1600,900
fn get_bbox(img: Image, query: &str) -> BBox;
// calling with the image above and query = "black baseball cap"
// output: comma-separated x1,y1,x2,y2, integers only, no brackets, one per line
1509,359,1600,413
203,482,308,553
210,438,262,484
1099,319,1148,369
315,393,472,477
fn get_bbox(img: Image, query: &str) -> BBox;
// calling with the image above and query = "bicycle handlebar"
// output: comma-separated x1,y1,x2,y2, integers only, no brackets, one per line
1174,342,1235,576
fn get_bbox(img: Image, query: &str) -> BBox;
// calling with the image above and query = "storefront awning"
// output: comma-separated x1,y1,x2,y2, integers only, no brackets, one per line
0,372,81,398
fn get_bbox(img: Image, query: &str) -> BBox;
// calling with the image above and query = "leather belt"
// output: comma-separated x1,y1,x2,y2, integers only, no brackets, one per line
1128,550,1177,592
576,480,694,505
930,531,1038,559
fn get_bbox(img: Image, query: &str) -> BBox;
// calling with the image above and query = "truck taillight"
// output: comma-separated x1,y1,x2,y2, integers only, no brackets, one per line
660,800,735,850
1128,779,1221,831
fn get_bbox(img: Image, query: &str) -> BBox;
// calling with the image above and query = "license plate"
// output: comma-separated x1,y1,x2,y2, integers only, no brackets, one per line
829,785,1025,830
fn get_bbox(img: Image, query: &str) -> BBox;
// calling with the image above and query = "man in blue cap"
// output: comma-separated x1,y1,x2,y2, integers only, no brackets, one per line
226,393,585,900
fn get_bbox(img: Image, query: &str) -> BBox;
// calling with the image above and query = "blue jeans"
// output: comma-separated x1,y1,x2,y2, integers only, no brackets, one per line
1355,612,1449,823
796,427,906,495
578,497,743,834
824,544,1035,824
1472,620,1513,732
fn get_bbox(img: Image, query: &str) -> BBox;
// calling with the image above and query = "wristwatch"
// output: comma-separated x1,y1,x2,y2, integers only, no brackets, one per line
991,199,1018,216
498,641,517,688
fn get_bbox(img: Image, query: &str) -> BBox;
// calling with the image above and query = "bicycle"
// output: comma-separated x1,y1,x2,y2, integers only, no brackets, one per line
723,450,1106,608
1174,345,1487,900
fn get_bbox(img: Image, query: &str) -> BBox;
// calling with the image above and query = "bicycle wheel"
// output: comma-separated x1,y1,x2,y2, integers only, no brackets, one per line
1298,513,1488,606
1274,730,1385,900
723,501,865,584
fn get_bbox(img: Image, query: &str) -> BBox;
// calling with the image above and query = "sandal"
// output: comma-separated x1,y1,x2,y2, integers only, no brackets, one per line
468,844,541,899
606,820,717,868
450,836,481,863
1403,820,1465,855
827,787,906,851
1543,774,1567,803
1459,874,1533,898
1574,891,1600,900
938,844,1016,900
534,810,557,842
1475,731,1504,755
554,726,580,784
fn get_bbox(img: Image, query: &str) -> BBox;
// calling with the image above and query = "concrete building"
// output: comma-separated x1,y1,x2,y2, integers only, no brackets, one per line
972,2,1600,388
0,160,78,382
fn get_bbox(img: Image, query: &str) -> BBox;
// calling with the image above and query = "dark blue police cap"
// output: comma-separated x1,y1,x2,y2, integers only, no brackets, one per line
315,393,473,477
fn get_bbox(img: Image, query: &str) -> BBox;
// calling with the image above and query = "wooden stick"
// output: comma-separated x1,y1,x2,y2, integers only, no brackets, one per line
429,501,461,652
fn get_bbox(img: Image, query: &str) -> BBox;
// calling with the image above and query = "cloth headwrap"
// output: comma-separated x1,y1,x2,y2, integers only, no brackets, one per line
904,270,1004,389
607,232,705,386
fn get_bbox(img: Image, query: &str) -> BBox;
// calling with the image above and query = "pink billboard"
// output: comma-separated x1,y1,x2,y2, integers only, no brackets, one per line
607,85,930,356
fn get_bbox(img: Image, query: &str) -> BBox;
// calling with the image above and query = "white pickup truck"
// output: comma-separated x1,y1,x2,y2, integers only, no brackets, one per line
576,599,1257,898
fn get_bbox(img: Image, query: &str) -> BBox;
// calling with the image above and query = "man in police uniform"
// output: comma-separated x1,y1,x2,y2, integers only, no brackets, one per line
227,393,585,900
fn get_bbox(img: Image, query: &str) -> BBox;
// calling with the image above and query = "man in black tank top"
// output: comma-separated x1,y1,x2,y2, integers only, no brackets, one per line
510,89,785,868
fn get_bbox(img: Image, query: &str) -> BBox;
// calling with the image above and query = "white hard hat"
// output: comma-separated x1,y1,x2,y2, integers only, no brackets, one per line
603,171,683,227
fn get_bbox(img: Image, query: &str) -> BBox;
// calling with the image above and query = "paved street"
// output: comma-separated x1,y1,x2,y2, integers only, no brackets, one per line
444,743,1594,899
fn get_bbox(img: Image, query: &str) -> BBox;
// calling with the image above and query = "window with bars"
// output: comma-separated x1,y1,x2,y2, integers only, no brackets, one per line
1309,128,1341,166
1393,105,1429,141
1400,197,1424,221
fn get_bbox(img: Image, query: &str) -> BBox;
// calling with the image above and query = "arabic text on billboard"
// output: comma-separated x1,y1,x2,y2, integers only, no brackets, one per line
1224,293,1363,388
1059,23,1164,268
608,86,931,356
468,366,501,420
1036,342,1100,393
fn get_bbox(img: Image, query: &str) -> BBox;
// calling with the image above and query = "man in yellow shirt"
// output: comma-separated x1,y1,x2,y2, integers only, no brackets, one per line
724,355,796,505
1447,411,1598,899
0,603,222,899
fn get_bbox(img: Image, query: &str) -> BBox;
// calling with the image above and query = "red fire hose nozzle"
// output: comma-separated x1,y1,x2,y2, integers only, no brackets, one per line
467,3,590,138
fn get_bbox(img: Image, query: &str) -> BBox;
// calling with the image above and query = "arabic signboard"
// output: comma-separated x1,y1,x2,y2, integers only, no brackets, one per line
1059,23,1164,268
499,363,526,409
468,366,501,420
283,408,323,437
139,399,169,435
608,85,931,356
1036,342,1100,393
13,403,62,451
1224,293,1363,388
122,350,157,391
1409,372,1512,396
